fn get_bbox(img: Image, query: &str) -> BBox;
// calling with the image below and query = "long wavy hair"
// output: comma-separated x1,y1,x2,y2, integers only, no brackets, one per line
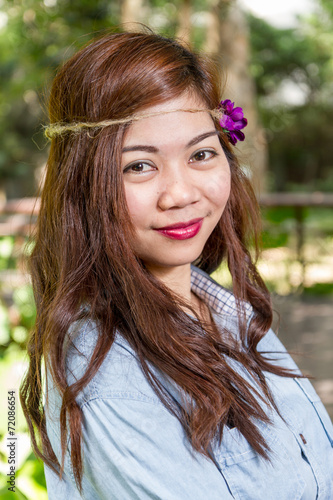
20,30,294,492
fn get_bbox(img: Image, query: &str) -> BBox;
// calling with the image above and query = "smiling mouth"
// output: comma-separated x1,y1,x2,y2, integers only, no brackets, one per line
153,218,204,240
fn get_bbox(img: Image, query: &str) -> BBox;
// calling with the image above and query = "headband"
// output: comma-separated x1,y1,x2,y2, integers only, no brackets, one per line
44,99,247,146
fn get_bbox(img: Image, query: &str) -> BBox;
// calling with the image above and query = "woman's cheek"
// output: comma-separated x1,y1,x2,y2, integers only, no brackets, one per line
124,184,154,225
204,171,231,205
124,186,142,220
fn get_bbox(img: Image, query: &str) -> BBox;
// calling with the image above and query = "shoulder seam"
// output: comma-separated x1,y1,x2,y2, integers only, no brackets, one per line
80,392,163,410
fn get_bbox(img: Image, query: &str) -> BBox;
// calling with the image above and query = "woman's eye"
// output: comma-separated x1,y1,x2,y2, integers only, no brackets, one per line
190,149,217,163
123,162,155,174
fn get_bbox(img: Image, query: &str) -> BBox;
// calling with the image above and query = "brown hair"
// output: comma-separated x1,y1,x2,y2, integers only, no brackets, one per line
20,30,294,492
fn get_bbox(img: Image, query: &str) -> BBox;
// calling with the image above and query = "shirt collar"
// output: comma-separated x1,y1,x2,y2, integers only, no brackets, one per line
190,265,253,318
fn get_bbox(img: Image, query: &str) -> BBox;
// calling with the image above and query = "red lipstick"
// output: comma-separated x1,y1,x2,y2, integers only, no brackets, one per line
154,218,203,240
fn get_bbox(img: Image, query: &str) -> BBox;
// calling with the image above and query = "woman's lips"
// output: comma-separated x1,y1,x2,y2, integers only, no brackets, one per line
154,218,204,240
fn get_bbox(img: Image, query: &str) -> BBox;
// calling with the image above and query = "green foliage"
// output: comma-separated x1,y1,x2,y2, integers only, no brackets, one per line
0,236,44,500
303,282,333,295
0,237,16,270
0,344,47,498
249,14,331,100
261,206,333,238
261,207,298,249
261,231,289,250
259,103,333,191
248,6,333,191
0,237,35,353
320,0,333,17
0,0,120,197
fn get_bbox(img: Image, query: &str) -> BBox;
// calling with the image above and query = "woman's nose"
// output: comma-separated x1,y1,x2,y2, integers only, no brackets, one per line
157,166,201,211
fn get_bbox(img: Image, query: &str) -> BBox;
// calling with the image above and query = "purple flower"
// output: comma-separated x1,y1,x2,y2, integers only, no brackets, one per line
218,99,248,145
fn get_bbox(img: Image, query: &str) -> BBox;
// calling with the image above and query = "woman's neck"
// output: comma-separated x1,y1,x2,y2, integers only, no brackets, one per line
146,263,210,323
146,263,192,299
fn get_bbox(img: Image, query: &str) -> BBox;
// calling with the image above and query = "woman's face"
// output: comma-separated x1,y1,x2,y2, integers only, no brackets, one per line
121,93,231,277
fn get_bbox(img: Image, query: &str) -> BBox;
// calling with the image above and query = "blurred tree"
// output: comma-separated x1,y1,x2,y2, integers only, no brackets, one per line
249,15,332,104
0,0,120,199
121,0,147,26
319,0,333,17
0,0,266,198
202,0,268,192
0,0,332,197
248,5,333,191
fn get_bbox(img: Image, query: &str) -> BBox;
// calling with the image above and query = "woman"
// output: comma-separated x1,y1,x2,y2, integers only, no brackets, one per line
20,31,333,499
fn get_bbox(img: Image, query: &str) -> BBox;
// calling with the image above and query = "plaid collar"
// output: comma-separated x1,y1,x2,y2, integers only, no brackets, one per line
190,266,253,317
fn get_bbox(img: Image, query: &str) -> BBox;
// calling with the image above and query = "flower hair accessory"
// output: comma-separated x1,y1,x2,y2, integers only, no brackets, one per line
217,99,248,146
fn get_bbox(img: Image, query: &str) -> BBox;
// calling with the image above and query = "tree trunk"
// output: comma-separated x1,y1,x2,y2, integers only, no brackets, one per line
204,0,268,194
121,0,147,27
176,0,192,44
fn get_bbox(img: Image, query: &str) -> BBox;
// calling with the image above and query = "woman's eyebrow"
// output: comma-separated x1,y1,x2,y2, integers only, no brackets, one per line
122,144,158,153
186,130,218,148
122,130,218,154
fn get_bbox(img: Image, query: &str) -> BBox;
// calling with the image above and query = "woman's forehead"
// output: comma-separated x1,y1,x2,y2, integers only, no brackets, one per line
122,94,217,150
123,118,218,155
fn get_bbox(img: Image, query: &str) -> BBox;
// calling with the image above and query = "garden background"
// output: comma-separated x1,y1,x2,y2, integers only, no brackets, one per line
0,0,332,498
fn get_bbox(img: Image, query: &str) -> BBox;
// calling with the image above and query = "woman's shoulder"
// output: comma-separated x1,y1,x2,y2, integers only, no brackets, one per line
63,317,161,407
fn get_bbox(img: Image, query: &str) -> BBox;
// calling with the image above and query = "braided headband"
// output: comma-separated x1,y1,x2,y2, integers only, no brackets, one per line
44,99,247,146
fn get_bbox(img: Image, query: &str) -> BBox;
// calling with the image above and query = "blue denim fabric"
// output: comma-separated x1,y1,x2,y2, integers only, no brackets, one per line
44,267,333,499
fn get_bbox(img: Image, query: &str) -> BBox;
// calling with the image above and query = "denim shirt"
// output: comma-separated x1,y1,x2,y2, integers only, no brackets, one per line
44,267,333,499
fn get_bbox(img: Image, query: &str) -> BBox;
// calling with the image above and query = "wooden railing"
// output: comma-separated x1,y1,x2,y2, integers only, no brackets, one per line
259,192,333,270
0,198,40,236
